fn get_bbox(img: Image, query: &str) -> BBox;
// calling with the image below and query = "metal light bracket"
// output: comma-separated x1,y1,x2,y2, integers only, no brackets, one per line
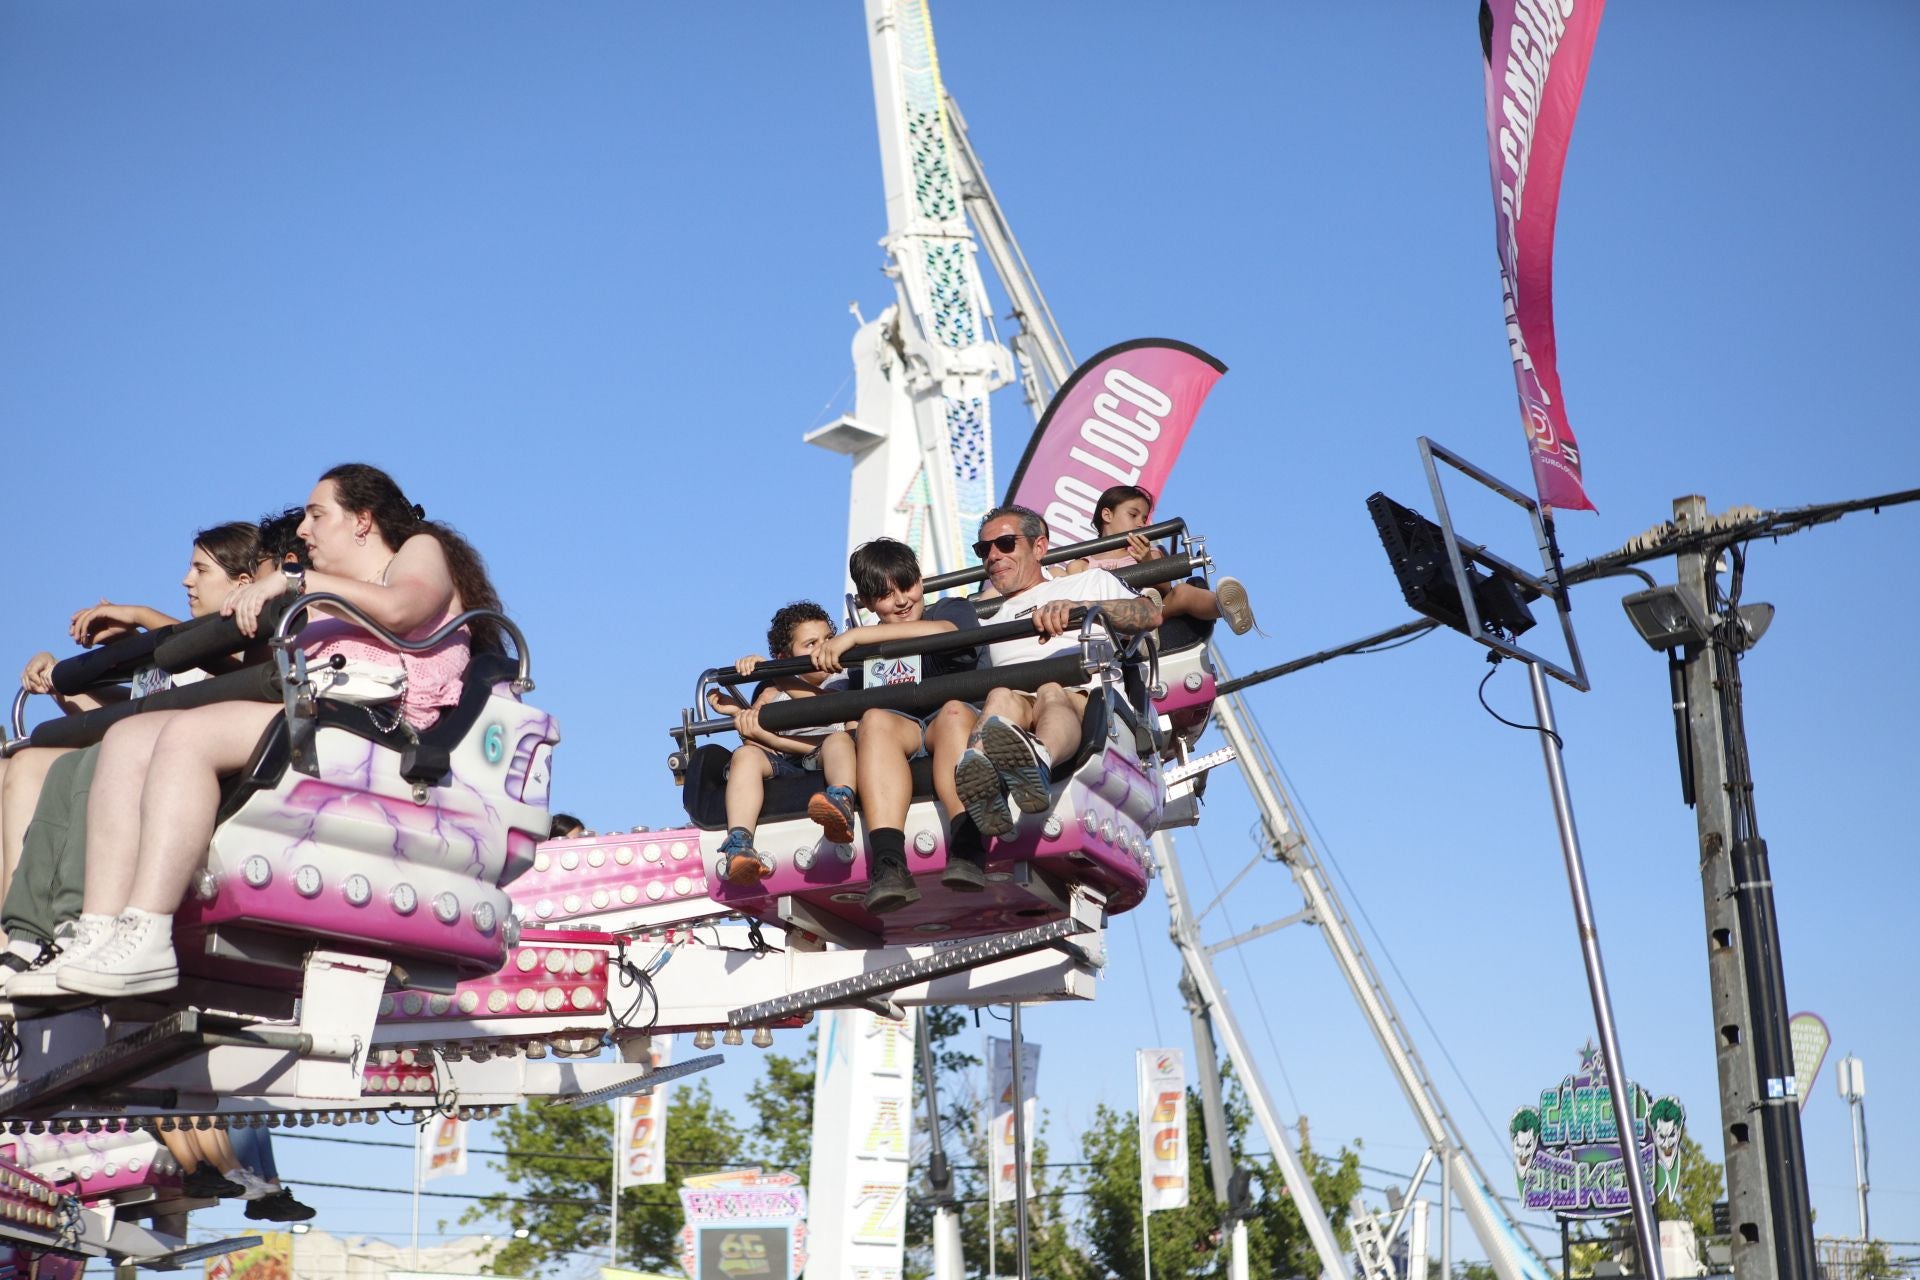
1418,437,1589,691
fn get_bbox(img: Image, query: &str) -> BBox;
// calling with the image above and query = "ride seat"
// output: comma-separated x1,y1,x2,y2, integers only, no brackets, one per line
176,649,556,992
681,688,1113,832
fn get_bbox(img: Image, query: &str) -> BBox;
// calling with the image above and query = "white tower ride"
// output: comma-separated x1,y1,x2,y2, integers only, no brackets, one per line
806,0,1013,576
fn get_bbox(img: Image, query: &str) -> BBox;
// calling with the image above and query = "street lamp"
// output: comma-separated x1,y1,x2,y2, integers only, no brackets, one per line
1620,585,1711,649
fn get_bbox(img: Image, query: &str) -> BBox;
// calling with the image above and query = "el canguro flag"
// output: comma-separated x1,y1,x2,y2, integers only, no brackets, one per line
1003,338,1227,543
1480,0,1606,513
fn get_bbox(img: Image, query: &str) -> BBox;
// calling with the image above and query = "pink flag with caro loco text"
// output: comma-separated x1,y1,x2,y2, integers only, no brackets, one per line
1481,0,1606,513
1003,339,1227,544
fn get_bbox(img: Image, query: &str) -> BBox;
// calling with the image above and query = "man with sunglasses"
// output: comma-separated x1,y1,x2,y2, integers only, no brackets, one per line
952,505,1162,849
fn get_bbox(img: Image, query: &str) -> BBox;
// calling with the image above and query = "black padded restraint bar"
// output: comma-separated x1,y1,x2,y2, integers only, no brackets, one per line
153,596,297,674
972,553,1200,622
710,609,1086,688
28,663,282,751
49,625,178,696
921,517,1188,595
751,652,1090,735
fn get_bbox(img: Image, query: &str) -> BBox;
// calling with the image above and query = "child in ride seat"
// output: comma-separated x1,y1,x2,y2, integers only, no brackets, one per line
711,602,859,887
1065,484,1257,635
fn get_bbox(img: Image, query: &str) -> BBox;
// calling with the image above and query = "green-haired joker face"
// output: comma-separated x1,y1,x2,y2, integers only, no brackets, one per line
1649,1096,1685,1166
1510,1107,1542,1174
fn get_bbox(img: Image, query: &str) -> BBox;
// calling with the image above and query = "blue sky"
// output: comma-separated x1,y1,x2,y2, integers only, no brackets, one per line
2,1,1915,1267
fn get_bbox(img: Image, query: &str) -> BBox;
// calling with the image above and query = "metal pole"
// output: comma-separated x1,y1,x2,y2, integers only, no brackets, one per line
411,1119,423,1270
1137,1048,1155,1280
1441,1152,1453,1280
1009,1002,1032,1280
1152,832,1347,1279
1850,1095,1870,1240
1523,660,1663,1279
988,1184,997,1280
610,1137,620,1266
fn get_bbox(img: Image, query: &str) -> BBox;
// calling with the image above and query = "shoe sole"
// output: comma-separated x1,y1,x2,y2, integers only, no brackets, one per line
7,972,75,1000
941,857,987,893
723,855,767,888
954,750,1016,836
1216,577,1255,635
54,965,179,998
981,720,1052,815
806,793,857,845
863,879,922,915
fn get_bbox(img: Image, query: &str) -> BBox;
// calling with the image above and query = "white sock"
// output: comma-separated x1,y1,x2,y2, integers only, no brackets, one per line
4,938,41,963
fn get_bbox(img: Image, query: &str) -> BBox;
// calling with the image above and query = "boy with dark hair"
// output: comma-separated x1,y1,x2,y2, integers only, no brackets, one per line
712,601,859,886
809,539,984,913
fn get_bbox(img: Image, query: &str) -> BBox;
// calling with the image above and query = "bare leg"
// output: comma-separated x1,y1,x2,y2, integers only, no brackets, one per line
1159,581,1221,622
80,712,183,918
925,702,974,820
818,730,856,790
1029,685,1087,763
2,745,74,897
853,709,923,831
119,703,278,916
723,745,775,834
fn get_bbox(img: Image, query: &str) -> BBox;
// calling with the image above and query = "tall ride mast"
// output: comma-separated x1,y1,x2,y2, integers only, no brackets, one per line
808,0,1012,575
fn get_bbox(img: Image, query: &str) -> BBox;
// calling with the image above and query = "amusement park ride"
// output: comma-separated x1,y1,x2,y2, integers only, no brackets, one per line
0,4,1557,1279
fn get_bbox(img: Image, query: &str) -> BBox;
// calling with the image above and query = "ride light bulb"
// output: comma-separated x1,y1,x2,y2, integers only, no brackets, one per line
692,1029,715,1050
722,1028,743,1046
751,1028,774,1049
433,892,460,924
343,874,372,907
242,856,272,889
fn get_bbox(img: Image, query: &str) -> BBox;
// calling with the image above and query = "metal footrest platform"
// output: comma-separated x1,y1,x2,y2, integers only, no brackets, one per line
557,1052,725,1109
0,1011,311,1119
726,887,1105,1026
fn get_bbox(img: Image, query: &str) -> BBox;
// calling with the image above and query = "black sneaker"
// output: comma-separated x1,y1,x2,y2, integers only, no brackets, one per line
247,1189,316,1222
182,1165,246,1199
862,857,921,915
940,849,987,893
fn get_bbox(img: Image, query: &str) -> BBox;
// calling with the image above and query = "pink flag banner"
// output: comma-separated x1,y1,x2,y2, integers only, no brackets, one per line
1480,0,1605,513
1003,339,1227,544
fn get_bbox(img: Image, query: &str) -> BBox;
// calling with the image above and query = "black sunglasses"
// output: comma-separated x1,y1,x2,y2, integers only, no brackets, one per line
972,533,1026,558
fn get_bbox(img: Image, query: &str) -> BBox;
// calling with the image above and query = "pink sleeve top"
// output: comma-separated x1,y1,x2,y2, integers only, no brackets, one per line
300,606,471,730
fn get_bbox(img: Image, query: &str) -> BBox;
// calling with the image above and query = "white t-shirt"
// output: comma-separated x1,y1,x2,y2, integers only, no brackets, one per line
984,567,1138,676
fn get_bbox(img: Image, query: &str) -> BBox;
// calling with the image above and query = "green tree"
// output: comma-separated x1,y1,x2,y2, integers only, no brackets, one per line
1075,1079,1363,1280
469,1079,745,1276
902,1007,1090,1280
1653,1133,1725,1243
744,1037,816,1173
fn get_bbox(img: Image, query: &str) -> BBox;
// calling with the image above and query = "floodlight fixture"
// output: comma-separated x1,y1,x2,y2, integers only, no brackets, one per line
1620,585,1711,650
1366,491,1538,640
1735,602,1776,651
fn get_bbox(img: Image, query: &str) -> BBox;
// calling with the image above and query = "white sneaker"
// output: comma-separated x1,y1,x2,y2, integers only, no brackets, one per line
56,910,178,998
7,915,117,999
1215,576,1257,635
232,1168,279,1201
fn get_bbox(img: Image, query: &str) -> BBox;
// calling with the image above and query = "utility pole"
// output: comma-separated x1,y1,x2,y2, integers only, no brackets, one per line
1626,494,1820,1280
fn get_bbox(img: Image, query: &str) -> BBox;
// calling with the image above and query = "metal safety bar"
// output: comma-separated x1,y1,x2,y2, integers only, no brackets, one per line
3,687,33,758
270,593,533,688
920,516,1189,594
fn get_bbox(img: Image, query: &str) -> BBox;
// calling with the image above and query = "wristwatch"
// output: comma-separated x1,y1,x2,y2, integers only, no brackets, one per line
282,560,307,597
